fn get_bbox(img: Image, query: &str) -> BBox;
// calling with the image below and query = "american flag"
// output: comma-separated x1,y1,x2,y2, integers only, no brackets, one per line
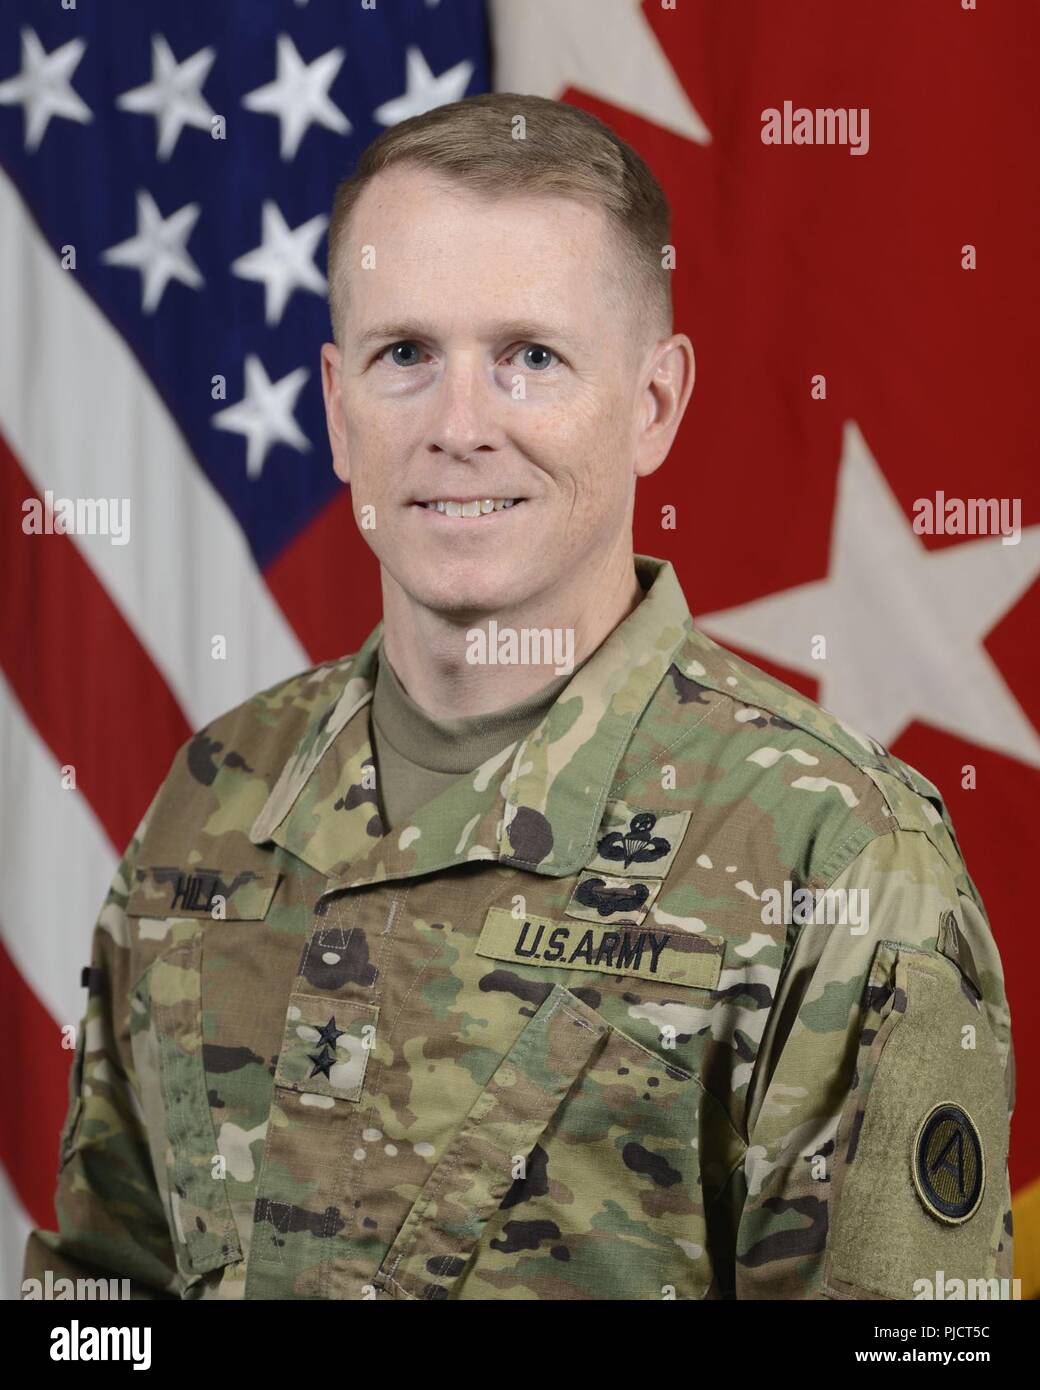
2,0,1037,1298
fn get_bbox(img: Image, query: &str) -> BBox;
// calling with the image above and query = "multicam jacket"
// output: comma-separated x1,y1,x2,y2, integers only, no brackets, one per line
24,555,1015,1300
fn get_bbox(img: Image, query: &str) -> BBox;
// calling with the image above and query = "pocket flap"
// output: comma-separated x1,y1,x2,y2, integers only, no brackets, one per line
126,865,281,920
375,985,610,1300
133,930,243,1276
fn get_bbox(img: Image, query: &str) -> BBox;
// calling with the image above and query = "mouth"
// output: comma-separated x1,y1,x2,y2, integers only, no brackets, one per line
412,497,525,518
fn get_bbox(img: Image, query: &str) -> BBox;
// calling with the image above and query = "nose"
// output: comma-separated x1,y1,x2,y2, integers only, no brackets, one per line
424,351,505,462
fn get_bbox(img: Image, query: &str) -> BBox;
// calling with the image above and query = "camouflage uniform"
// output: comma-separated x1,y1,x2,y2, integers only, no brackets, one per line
24,555,1015,1300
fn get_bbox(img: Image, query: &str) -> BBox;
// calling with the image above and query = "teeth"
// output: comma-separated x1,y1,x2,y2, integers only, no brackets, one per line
422,498,519,516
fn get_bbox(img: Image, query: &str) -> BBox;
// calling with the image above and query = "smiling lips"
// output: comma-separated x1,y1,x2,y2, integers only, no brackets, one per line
418,497,522,517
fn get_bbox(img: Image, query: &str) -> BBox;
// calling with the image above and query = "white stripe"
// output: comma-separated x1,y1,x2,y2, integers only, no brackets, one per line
0,1161,34,1300
0,169,308,730
0,671,117,1034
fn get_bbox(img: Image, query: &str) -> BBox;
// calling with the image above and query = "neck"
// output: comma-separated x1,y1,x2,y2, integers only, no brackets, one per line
380,542,644,719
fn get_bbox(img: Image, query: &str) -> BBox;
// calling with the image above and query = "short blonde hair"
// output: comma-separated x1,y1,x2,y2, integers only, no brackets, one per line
327,91,672,345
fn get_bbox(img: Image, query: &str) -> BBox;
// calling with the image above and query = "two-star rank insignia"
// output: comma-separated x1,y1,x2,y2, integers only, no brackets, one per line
912,1102,985,1224
307,1015,346,1079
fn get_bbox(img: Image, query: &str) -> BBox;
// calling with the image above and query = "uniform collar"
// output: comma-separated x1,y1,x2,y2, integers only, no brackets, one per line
249,555,692,887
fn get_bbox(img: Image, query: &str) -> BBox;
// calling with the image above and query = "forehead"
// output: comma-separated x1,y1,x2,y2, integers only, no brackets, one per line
339,164,626,330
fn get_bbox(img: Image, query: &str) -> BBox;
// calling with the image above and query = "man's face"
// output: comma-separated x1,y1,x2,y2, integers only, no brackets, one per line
321,163,681,619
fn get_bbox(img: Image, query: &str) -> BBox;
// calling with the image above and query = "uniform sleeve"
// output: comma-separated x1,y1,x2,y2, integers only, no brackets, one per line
21,810,180,1299
732,825,1015,1300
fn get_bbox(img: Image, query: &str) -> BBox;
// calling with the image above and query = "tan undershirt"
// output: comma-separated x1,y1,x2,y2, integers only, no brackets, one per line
370,643,582,831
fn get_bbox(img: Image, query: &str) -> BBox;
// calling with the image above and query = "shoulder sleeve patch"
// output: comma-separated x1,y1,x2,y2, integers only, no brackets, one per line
913,1102,985,1224
823,942,1011,1299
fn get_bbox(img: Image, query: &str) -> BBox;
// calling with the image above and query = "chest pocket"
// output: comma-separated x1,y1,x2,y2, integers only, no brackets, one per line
125,864,279,1286
129,922,242,1285
373,983,737,1301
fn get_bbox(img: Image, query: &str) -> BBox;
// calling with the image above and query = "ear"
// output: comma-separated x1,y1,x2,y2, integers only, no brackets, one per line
633,333,696,480
321,341,351,485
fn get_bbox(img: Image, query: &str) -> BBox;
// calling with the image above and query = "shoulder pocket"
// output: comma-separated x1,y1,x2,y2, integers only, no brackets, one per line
823,943,1010,1300
373,983,730,1301
129,924,243,1282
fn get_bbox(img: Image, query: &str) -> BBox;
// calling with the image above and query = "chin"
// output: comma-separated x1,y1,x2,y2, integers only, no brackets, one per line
400,555,529,620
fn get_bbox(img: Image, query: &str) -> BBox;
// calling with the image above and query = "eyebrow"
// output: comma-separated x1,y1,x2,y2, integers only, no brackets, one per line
352,319,584,351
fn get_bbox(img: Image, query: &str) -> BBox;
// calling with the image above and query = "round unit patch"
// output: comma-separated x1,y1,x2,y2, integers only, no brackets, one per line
912,1102,985,1224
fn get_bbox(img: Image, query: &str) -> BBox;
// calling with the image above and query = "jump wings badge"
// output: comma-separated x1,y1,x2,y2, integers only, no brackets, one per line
596,812,671,868
585,802,692,880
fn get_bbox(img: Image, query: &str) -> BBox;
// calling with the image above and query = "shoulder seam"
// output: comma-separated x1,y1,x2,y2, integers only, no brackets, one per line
705,679,889,783
674,644,903,785
625,663,901,825
812,818,886,892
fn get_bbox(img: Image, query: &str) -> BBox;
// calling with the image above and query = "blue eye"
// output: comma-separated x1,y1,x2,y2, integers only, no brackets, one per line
385,341,422,366
378,341,558,370
519,344,556,371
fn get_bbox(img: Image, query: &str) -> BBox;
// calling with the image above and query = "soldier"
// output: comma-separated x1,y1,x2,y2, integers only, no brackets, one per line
25,92,1014,1300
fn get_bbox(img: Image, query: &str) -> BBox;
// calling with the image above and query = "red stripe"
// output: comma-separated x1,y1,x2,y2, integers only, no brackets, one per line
0,429,193,1233
0,936,68,1229
0,430,191,850
264,485,382,664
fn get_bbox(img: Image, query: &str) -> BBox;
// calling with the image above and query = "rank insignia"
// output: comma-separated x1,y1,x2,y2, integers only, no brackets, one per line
274,995,379,1101
307,1015,347,1078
